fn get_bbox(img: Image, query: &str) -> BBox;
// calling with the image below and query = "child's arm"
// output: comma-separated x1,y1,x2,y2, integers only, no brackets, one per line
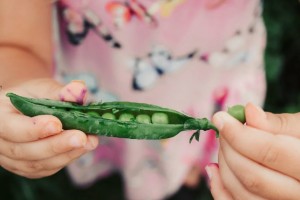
207,103,300,199
0,0,98,178
0,0,52,87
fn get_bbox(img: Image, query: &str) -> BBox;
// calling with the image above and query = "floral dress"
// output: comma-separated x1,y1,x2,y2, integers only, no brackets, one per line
53,0,266,199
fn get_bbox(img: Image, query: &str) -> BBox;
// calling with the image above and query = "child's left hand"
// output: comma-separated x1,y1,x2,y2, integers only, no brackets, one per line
0,79,98,178
207,103,300,200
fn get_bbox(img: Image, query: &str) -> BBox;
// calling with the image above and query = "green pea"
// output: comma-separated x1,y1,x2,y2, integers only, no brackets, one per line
102,113,116,120
227,105,246,124
87,111,101,117
119,113,135,122
136,114,151,124
151,113,169,124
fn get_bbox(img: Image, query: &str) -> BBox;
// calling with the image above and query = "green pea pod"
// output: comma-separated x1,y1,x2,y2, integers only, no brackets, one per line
6,93,219,142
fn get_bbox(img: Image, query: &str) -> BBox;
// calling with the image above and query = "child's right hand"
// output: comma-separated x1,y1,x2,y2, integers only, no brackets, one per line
208,103,300,199
0,78,98,178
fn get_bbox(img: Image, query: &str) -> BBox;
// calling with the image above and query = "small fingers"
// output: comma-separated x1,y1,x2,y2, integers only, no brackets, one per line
220,135,300,200
205,163,233,200
0,114,62,142
245,103,300,137
0,135,98,178
213,111,300,181
217,151,266,200
0,130,96,160
1,80,88,143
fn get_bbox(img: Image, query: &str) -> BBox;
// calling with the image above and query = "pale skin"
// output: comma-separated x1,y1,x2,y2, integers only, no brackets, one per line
206,103,300,199
0,0,98,178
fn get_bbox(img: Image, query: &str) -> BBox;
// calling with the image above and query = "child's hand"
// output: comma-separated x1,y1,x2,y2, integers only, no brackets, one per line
207,103,300,200
0,79,98,178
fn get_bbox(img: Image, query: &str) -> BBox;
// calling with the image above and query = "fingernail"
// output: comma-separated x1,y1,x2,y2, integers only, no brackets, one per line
69,135,85,147
45,122,61,134
252,103,266,119
205,165,212,180
213,112,226,131
205,163,219,179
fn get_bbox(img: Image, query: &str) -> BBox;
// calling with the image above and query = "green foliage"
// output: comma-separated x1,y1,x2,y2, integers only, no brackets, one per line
263,0,300,113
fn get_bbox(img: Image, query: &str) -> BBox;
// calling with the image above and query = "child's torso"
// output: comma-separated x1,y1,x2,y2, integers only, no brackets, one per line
54,0,265,116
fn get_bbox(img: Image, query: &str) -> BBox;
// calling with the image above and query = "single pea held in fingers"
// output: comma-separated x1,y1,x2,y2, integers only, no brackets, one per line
227,105,246,124
6,92,220,142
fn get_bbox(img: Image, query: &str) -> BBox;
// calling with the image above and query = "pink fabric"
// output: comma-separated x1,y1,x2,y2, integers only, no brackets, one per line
53,0,266,199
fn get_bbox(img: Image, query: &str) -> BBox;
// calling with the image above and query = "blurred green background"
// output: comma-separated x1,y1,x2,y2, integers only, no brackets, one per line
1,1,299,199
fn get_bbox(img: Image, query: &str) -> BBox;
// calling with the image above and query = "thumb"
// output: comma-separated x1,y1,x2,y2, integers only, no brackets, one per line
19,79,88,104
58,80,88,104
245,102,300,137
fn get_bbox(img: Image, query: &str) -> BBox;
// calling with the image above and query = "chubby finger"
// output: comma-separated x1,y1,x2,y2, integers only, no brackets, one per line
0,135,98,175
2,80,88,143
0,113,62,142
220,134,300,200
218,151,266,200
213,111,300,181
205,163,233,200
59,80,88,104
0,130,91,160
245,103,300,137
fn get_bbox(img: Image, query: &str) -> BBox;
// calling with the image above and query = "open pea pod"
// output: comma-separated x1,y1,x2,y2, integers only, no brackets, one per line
6,93,219,142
